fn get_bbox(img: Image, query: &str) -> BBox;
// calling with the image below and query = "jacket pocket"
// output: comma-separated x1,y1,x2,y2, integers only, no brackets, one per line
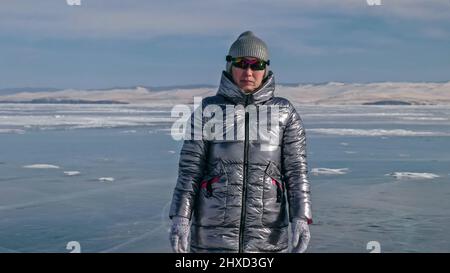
193,161,228,226
262,161,289,228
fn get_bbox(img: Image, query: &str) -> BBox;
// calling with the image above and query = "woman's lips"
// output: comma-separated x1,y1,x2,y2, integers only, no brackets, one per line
241,80,254,85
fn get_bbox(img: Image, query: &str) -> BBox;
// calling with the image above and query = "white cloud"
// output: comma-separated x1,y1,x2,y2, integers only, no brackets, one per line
0,0,448,39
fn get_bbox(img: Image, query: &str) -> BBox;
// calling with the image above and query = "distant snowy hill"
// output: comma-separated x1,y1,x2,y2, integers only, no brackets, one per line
0,82,449,105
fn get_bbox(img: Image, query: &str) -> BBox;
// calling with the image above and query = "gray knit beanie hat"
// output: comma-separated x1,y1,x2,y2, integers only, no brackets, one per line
226,31,270,78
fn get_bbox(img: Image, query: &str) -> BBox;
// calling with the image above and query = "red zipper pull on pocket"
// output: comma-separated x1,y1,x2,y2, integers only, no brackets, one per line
204,175,221,198
271,178,282,203
206,181,213,197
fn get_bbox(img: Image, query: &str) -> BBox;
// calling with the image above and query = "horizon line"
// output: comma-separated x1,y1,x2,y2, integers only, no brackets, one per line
1,79,450,92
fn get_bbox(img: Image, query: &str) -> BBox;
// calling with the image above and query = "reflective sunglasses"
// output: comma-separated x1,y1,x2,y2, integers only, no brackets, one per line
227,56,269,71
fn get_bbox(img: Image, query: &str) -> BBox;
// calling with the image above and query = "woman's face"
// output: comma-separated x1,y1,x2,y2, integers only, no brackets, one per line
231,57,266,93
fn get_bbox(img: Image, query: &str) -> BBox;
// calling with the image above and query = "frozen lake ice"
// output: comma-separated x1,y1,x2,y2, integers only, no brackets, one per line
0,104,449,252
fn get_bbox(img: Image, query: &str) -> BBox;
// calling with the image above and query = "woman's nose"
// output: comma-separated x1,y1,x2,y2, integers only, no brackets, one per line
243,67,253,75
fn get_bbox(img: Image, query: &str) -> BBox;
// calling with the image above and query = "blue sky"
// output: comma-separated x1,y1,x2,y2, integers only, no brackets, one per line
1,0,449,89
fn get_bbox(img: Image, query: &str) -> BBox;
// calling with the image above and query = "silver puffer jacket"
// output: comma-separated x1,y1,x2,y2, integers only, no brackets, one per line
169,71,312,253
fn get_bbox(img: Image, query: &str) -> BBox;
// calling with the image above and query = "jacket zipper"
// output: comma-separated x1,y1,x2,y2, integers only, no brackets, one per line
239,95,250,253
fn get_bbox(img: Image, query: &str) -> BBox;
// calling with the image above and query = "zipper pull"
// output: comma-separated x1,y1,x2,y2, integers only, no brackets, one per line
206,180,213,198
245,95,250,106
276,186,282,203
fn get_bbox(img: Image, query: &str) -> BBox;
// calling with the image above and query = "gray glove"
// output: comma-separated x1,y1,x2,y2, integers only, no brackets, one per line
291,218,311,253
170,216,190,253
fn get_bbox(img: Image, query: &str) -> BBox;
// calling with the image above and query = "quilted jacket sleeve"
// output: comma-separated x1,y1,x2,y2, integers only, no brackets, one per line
169,106,208,220
281,105,312,224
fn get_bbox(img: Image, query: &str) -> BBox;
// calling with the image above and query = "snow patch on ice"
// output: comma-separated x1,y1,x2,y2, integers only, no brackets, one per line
64,171,81,176
23,164,60,169
400,117,448,121
309,128,449,137
386,172,440,180
311,168,349,175
0,129,25,134
98,177,115,182
121,130,137,134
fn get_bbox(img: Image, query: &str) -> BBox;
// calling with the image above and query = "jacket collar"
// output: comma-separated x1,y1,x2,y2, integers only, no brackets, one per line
216,71,275,105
